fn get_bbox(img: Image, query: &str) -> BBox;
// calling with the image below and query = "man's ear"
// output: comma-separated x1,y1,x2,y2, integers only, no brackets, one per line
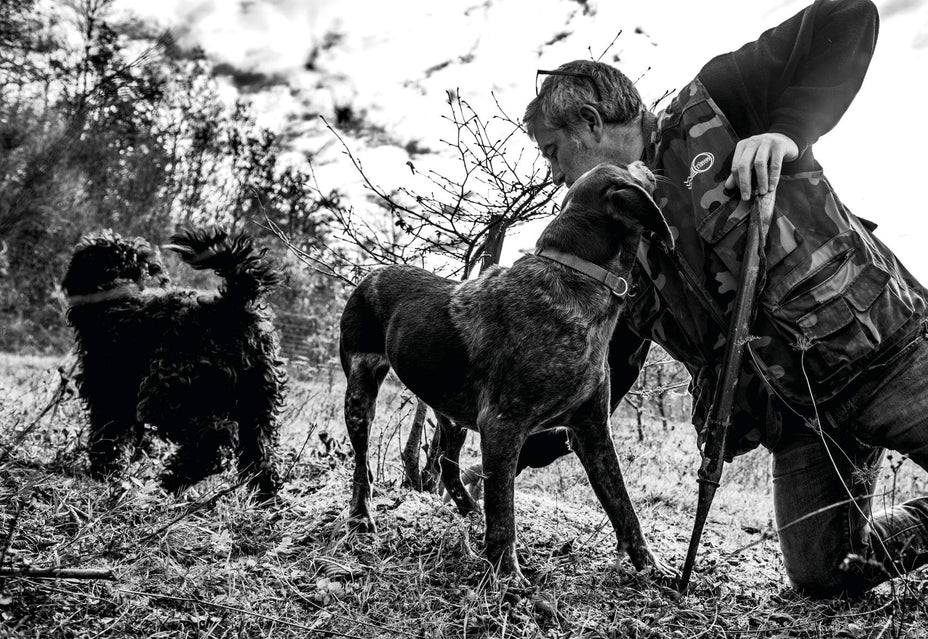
606,183,675,250
578,105,604,140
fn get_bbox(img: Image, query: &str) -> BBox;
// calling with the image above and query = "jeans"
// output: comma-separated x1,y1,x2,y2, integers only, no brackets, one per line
772,323,928,597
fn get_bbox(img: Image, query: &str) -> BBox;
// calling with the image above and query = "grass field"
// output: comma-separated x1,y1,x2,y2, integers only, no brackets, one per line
1,353,927,638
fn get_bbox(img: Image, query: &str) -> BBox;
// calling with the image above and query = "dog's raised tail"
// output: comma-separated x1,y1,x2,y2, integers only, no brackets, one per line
164,227,282,303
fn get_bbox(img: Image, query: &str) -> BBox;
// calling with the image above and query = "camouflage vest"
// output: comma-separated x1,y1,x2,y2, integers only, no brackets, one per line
629,77,927,453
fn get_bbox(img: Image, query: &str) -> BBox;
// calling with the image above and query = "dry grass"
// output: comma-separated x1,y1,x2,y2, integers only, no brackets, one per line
1,353,927,638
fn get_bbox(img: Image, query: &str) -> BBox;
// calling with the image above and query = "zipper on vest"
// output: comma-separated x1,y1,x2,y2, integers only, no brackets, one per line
776,249,853,309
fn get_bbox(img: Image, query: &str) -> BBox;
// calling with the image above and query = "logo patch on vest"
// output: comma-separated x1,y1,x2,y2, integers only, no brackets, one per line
684,152,714,189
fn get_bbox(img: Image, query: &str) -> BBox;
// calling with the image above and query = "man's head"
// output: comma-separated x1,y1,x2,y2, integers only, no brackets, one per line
524,60,646,187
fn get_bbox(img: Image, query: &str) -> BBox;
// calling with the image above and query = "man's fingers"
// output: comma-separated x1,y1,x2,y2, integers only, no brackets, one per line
723,173,736,192
736,140,755,201
725,140,745,194
768,146,785,194
726,133,797,198
754,139,771,195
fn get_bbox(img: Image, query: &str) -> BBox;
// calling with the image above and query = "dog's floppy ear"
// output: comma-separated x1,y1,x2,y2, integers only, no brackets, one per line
605,183,674,250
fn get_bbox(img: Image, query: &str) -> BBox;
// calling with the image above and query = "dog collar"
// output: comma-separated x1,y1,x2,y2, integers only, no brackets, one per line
67,283,139,307
534,248,630,297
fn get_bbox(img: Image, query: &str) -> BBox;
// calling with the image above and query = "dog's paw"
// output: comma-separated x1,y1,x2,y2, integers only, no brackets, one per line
647,558,681,589
441,486,482,516
252,478,282,504
640,556,681,590
627,545,679,587
482,560,531,589
440,463,484,514
158,473,185,496
347,513,377,534
254,490,283,508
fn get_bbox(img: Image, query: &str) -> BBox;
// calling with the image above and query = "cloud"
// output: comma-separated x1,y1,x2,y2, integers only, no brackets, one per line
915,28,928,49
878,0,924,19
211,62,279,89
110,0,928,277
119,0,329,77
184,0,319,75
872,0,928,49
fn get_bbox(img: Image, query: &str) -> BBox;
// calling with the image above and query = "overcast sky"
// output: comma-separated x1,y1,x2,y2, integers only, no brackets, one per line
115,0,928,277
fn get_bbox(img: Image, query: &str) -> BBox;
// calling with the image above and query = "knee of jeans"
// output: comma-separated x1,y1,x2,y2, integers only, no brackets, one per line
783,553,844,598
785,568,851,599
782,543,876,599
779,523,870,599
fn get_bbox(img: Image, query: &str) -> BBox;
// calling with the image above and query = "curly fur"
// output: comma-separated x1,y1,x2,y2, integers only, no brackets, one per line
62,227,287,498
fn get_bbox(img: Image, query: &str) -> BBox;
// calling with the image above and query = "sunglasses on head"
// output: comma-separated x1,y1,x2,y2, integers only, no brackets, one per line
535,69,603,103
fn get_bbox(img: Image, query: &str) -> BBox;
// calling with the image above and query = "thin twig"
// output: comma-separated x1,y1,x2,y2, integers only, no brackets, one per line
114,587,366,638
0,566,114,580
596,30,623,61
0,494,25,569
0,358,76,463
798,349,912,593
133,475,252,547
260,216,359,287
282,422,318,484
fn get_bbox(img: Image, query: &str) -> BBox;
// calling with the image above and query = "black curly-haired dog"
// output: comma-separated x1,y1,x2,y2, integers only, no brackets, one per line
62,227,287,498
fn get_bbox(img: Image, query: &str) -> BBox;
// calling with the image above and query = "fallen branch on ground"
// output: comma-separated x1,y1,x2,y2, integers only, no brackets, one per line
0,566,114,580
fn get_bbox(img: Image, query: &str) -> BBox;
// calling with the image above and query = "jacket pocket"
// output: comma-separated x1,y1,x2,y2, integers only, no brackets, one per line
762,232,909,381
766,231,856,310
694,187,801,279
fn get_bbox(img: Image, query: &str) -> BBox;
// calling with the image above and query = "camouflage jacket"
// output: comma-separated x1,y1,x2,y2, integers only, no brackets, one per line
623,78,927,456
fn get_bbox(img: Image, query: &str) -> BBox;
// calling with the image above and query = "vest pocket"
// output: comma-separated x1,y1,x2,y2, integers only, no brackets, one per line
762,234,908,382
765,232,856,307
794,297,869,376
694,191,801,279
797,296,853,341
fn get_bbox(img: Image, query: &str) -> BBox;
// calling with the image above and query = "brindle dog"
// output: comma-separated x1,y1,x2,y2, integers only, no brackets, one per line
339,162,675,580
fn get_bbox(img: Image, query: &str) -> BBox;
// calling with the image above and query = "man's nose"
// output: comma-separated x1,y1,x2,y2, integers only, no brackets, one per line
551,164,565,187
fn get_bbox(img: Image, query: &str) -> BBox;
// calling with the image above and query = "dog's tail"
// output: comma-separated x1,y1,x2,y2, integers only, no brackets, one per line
164,227,282,303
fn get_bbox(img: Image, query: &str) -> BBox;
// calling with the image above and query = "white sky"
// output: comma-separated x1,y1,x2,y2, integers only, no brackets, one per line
116,0,928,277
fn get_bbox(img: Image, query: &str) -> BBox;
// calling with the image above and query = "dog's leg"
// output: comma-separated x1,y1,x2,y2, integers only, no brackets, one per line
436,414,479,515
479,414,529,580
161,419,236,494
344,353,389,532
569,384,676,581
86,405,135,479
452,428,573,504
130,421,155,463
235,367,285,500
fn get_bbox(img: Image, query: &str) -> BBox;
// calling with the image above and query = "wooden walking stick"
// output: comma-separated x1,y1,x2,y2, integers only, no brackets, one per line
678,190,775,593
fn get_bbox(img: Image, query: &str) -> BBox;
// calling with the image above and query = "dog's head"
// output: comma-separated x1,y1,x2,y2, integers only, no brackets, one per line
62,230,168,299
536,161,673,266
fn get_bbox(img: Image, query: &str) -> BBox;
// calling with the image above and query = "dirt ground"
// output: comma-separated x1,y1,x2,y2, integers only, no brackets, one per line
2,353,927,638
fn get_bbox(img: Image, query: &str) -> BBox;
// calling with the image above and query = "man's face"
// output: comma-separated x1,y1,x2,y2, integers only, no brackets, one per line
532,119,617,188
533,121,593,188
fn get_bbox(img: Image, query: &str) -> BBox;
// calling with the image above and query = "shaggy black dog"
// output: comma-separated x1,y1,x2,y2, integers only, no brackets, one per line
62,227,287,498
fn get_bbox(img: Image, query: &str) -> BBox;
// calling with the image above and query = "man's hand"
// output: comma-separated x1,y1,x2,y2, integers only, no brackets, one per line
724,132,799,200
